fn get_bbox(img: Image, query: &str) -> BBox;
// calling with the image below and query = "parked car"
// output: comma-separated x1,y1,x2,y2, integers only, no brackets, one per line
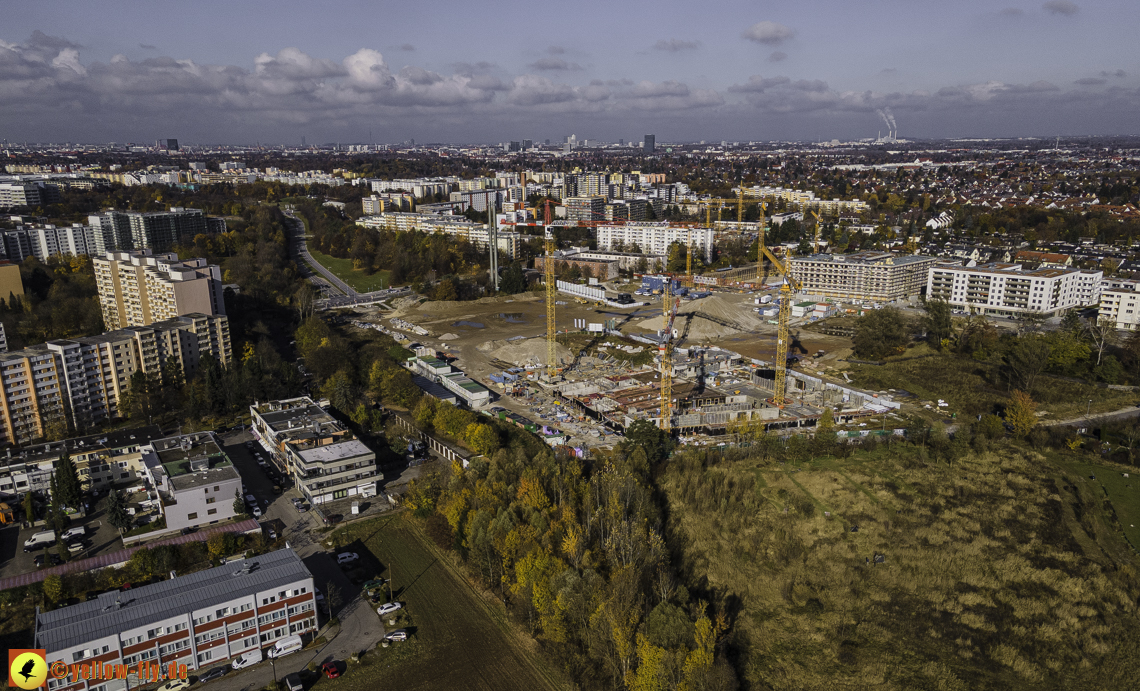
195,665,229,684
49,553,61,566
230,649,263,671
244,494,256,505
376,602,402,616
321,662,341,679
34,554,45,568
157,678,190,691
67,541,87,555
384,629,408,642
336,552,358,565
283,674,303,691
251,506,262,518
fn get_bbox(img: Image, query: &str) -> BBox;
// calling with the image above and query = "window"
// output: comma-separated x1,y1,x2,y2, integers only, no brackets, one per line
207,508,217,516
187,512,198,520
205,497,215,505
214,485,220,491
261,596,276,605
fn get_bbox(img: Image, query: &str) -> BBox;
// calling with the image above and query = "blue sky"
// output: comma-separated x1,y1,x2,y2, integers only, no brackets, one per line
1,1,1137,144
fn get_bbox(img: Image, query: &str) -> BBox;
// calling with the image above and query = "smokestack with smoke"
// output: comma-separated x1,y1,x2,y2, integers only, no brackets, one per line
883,107,898,139
875,109,891,139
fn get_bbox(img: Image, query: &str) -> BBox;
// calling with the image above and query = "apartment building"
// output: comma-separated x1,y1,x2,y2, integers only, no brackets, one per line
0,314,230,445
448,189,501,213
926,263,1102,317
596,223,715,262
37,548,318,691
0,426,162,500
251,397,380,505
3,224,98,261
86,208,223,254
357,213,522,259
369,177,454,197
0,181,60,208
1098,279,1140,329
143,432,242,532
534,254,620,281
94,251,225,329
564,196,606,222
361,193,413,214
789,252,939,302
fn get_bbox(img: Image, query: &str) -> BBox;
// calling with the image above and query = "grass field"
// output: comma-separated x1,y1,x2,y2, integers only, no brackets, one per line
1050,453,1140,553
307,249,391,293
663,444,1140,690
846,351,1138,419
328,515,565,691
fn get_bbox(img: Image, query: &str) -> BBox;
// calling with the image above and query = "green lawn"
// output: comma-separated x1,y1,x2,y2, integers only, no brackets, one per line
307,249,391,293
327,516,565,691
1050,454,1140,554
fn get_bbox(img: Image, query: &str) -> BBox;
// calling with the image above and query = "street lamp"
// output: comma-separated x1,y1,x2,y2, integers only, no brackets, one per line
270,658,278,689
1087,399,1092,419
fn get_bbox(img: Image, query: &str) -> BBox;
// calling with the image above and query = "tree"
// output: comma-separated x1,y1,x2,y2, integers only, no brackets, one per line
1006,390,1038,439
817,408,835,436
207,533,228,560
500,262,528,295
43,574,63,604
234,490,247,517
626,419,672,464
853,307,910,359
321,369,357,413
465,423,500,456
55,451,83,511
1004,336,1051,392
22,491,35,524
1084,318,1117,366
921,299,953,349
977,414,1005,439
327,580,343,613
106,490,132,534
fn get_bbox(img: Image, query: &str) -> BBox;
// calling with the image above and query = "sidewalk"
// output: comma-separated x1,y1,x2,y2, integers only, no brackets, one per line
1041,404,1140,428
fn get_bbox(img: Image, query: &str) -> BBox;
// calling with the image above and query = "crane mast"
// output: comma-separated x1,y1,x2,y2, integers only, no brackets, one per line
659,279,680,431
544,201,557,380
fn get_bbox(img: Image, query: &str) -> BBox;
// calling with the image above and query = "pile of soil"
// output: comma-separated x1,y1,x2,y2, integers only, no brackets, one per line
479,337,573,366
633,294,768,339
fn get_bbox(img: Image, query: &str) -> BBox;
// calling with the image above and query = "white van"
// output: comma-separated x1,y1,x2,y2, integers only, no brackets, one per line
266,635,302,659
230,649,263,670
23,531,56,548
61,526,85,541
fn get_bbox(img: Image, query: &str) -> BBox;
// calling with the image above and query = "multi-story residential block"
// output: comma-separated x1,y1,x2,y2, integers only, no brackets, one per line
0,314,230,444
0,181,60,208
87,208,222,254
0,425,162,500
357,214,522,259
369,177,454,198
926,263,1102,317
361,193,413,214
564,196,606,222
3,224,99,261
789,252,939,302
1098,279,1140,329
251,397,380,505
143,432,242,531
596,223,715,261
94,250,226,329
37,548,318,691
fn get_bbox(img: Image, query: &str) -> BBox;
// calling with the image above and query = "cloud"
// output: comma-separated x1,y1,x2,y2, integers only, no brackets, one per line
653,39,700,52
547,46,565,55
879,68,897,76
999,8,1024,16
1042,1,1079,16
1100,69,1127,78
728,75,791,93
398,44,415,52
768,51,788,62
1074,77,1106,85
528,57,582,71
742,21,795,46
451,61,497,75
139,43,156,51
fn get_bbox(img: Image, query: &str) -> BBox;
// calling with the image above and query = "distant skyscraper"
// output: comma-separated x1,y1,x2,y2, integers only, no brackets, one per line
160,138,179,151
522,139,533,150
644,135,655,153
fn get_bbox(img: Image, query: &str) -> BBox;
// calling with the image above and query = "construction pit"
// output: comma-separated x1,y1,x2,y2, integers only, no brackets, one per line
352,288,895,451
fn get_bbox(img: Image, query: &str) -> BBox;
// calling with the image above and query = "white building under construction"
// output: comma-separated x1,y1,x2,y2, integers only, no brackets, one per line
789,251,938,302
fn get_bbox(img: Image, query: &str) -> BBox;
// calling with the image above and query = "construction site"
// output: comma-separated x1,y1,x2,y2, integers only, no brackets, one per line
340,204,910,453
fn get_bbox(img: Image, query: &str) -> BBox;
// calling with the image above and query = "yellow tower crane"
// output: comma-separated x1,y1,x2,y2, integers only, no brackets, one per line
659,280,681,431
544,201,557,380
759,242,801,406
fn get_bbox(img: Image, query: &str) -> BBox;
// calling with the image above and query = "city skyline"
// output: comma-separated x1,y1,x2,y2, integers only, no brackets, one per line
1,0,1138,144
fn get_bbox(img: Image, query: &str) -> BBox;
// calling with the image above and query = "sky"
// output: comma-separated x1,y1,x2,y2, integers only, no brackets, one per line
1,0,1138,145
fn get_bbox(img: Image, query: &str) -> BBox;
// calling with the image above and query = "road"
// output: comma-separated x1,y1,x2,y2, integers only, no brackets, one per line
282,210,407,310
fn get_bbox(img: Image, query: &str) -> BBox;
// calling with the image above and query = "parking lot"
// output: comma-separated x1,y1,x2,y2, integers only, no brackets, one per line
0,492,124,580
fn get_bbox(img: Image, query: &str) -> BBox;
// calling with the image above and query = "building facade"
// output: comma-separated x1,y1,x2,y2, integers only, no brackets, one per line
143,432,242,531
0,314,230,445
87,208,222,254
94,251,226,329
37,548,318,691
357,213,522,259
250,397,380,505
1098,280,1140,330
789,252,939,302
3,225,98,261
596,223,715,262
926,263,1101,317
564,196,606,222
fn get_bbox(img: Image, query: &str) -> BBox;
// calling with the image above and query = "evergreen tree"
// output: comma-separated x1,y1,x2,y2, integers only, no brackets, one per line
22,491,35,524
106,489,132,534
55,451,83,511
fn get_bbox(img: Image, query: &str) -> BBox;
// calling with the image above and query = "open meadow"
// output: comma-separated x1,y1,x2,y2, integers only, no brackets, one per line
662,442,1140,690
327,515,567,691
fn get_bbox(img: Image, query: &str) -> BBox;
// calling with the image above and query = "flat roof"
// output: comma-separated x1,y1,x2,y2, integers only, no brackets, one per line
297,439,373,464
35,548,312,653
1,426,163,470
793,251,936,266
166,461,239,491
